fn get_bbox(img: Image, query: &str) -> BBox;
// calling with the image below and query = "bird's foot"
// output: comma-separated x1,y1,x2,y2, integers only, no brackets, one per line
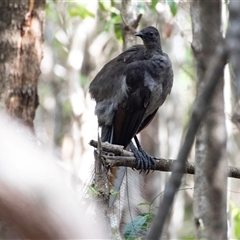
129,141,156,173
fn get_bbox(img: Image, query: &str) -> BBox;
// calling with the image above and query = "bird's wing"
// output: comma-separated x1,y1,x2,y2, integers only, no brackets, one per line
89,45,145,103
112,64,151,147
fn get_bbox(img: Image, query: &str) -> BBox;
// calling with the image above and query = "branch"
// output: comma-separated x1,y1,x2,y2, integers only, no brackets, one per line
89,140,240,179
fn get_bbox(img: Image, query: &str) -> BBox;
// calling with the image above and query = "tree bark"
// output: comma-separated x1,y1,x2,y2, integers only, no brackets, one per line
121,0,141,50
191,1,227,239
0,0,45,238
0,0,45,128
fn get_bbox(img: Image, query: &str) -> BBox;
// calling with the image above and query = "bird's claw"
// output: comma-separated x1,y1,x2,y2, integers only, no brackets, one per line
129,142,156,173
138,147,156,174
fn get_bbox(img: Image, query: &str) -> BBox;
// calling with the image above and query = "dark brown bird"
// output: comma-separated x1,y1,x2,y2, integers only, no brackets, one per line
89,26,173,206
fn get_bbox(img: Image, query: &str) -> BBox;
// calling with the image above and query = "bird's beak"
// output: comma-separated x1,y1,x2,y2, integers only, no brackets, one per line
135,31,144,38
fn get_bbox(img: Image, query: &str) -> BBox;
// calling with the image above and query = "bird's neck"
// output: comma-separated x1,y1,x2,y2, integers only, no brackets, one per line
144,43,162,58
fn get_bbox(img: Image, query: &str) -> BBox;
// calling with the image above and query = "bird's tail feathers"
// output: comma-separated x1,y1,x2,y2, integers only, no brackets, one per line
101,125,112,142
109,166,126,207
101,125,127,207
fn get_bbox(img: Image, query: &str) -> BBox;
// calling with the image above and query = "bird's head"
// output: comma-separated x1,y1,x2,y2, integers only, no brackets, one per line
135,26,161,52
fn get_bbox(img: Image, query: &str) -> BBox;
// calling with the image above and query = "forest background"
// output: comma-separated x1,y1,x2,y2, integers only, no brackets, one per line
1,0,240,239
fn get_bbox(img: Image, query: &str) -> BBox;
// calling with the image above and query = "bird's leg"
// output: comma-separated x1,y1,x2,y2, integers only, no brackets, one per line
129,141,144,172
134,135,156,173
129,136,156,173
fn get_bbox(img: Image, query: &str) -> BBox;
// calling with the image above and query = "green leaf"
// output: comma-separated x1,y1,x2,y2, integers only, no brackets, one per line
114,24,122,42
68,4,95,19
141,212,154,229
111,0,115,7
123,215,148,239
233,207,240,238
168,0,178,16
138,202,150,207
105,14,121,31
88,186,99,197
98,2,109,12
104,14,122,42
230,202,240,239
110,189,119,196
150,0,158,12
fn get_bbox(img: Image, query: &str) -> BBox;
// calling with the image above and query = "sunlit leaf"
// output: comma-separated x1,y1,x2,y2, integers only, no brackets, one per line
68,4,95,19
88,186,99,197
233,207,240,238
98,1,110,12
110,6,120,15
230,202,240,239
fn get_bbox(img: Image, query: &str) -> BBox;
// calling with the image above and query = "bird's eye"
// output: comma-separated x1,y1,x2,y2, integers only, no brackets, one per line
148,32,154,38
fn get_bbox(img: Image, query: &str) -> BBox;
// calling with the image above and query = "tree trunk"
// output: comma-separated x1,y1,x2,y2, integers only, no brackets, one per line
0,0,45,128
191,1,227,239
0,0,45,237
121,0,139,50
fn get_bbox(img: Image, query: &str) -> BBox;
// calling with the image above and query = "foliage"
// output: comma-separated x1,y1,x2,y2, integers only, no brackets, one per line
123,202,155,239
98,1,122,42
150,0,159,13
230,201,240,239
167,0,178,16
68,3,95,19
88,186,100,197
110,189,119,196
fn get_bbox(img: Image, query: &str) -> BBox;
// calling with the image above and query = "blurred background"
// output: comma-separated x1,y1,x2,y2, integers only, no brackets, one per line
34,1,240,238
